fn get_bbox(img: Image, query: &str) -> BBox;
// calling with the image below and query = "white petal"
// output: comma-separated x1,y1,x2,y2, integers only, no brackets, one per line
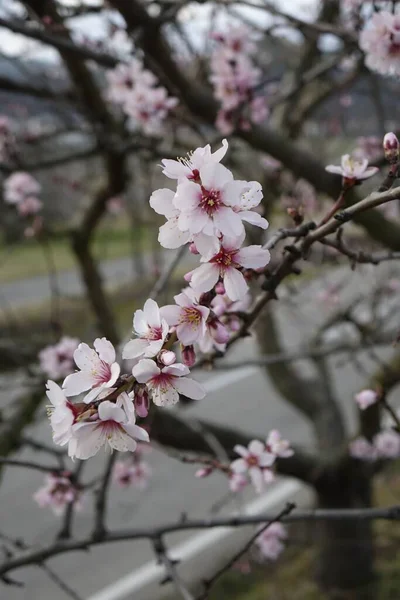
152,383,179,406
122,338,148,360
63,371,93,397
69,424,104,460
249,467,264,493
236,246,271,269
160,160,190,180
108,362,121,387
132,358,160,383
163,362,190,376
123,423,150,443
248,440,266,456
73,343,101,372
160,305,181,325
143,298,161,328
83,385,106,404
159,220,191,249
211,138,228,162
239,211,269,229
223,268,248,301
193,233,220,258
149,188,176,218
190,263,220,294
173,180,201,211
46,380,66,406
214,207,243,237
98,401,126,423
325,165,343,175
108,428,137,452
173,376,205,400
200,163,233,189
230,458,247,473
259,452,275,467
93,337,116,364
234,444,250,458
133,309,148,336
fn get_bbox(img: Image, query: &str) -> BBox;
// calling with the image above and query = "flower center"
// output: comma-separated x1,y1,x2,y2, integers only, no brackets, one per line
200,187,222,215
92,360,112,385
246,455,259,467
211,248,237,270
181,307,201,326
146,326,164,341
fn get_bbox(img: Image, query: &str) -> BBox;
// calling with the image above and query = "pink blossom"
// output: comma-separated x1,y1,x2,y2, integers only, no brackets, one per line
113,459,152,489
4,172,41,204
39,336,80,380
255,522,287,560
266,430,294,458
68,395,149,460
161,288,210,346
354,389,378,410
374,430,400,459
34,472,82,515
190,232,270,302
360,12,400,77
349,436,377,461
123,299,169,361
132,359,205,407
230,440,275,493
159,350,176,366
325,154,378,183
383,132,399,163
17,196,42,216
161,139,228,181
62,337,121,403
229,472,248,492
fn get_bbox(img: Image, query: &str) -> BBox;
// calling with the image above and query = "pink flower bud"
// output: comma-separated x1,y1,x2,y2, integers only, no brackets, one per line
189,242,199,255
215,282,225,295
383,132,399,163
182,344,196,367
354,389,378,410
195,467,213,478
209,319,230,344
159,350,176,366
134,385,150,418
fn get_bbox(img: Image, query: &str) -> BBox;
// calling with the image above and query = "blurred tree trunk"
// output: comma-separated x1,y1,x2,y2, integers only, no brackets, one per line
315,461,375,599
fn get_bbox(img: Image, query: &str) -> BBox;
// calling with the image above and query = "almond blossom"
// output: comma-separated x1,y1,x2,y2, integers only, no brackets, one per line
34,472,82,515
113,459,152,489
68,396,149,460
39,336,80,380
4,171,41,204
255,522,287,561
230,440,275,493
360,11,400,77
190,233,270,302
132,359,205,406
123,299,169,361
349,436,377,461
161,288,210,346
374,430,400,459
62,337,121,403
46,380,80,446
161,138,228,181
325,154,378,183
266,430,294,458
354,389,378,410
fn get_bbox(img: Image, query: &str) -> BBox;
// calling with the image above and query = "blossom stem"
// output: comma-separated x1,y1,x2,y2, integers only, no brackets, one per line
318,190,346,226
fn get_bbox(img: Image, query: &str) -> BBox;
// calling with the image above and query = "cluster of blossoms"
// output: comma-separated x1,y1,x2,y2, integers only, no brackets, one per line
113,444,152,489
39,336,80,380
360,10,400,76
3,171,43,217
106,58,178,135
209,26,269,134
34,471,82,515
229,431,293,494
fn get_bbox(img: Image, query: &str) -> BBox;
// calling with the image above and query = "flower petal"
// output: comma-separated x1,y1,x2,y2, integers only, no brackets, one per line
190,263,220,295
93,337,116,364
223,268,248,301
63,371,93,397
132,358,160,383
173,376,205,400
122,338,148,360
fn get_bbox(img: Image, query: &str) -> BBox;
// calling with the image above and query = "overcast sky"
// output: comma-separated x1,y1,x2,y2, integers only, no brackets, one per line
0,0,319,59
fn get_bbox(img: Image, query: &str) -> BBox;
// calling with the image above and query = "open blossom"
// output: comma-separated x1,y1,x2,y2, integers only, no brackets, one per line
46,380,79,446
123,299,169,361
190,232,270,302
374,430,400,459
149,188,192,250
349,436,377,461
325,154,378,183
354,389,378,410
230,440,275,493
68,396,149,460
161,139,228,181
39,336,80,380
34,472,82,515
132,359,205,406
360,12,400,77
4,171,41,204
161,288,210,346
113,459,152,489
266,430,294,458
255,522,287,560
63,337,120,403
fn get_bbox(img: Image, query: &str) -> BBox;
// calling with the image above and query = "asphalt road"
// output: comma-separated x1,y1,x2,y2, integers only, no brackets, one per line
0,262,399,600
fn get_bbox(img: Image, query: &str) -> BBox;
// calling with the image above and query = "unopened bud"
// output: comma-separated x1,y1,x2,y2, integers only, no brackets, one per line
215,281,225,295
209,318,230,344
189,242,199,255
182,344,196,367
287,207,304,225
159,350,176,366
134,385,150,418
195,467,213,478
383,132,399,163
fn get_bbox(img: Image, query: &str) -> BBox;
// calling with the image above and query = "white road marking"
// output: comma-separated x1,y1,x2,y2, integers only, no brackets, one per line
86,479,303,600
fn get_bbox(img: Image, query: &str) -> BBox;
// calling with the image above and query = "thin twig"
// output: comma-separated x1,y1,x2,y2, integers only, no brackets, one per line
92,452,118,540
153,536,195,600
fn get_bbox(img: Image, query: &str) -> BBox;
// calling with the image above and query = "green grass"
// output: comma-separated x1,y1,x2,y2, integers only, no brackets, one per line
0,218,153,284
